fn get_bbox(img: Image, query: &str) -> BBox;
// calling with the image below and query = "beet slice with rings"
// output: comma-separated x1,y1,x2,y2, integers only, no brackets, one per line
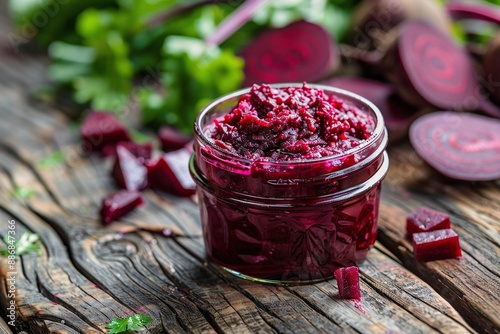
387,21,478,109
322,77,418,141
384,21,500,119
239,20,339,87
409,111,500,181
446,1,500,25
348,0,452,52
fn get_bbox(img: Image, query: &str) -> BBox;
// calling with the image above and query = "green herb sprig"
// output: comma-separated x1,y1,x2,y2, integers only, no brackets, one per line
105,313,152,334
0,232,42,257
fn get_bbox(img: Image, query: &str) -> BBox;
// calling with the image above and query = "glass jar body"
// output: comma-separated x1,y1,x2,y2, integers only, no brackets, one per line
190,84,389,284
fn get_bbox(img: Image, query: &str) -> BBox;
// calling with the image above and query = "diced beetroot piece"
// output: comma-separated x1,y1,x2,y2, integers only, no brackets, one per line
406,207,451,236
412,229,462,262
147,148,196,197
100,190,144,225
80,111,131,153
158,126,192,152
112,146,148,191
410,112,500,181
334,266,361,300
240,20,339,87
102,141,153,161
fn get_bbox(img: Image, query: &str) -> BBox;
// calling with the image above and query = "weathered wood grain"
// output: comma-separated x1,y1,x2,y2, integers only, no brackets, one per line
0,317,13,334
0,77,480,333
377,143,500,334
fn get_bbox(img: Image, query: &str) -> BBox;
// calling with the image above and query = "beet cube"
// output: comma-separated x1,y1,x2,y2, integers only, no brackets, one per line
158,126,192,152
412,229,462,262
406,207,451,236
147,148,196,197
100,190,144,225
112,146,148,191
80,111,131,153
334,266,361,300
102,141,153,161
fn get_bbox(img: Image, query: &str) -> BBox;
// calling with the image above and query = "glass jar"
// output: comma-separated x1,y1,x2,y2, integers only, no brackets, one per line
190,83,389,284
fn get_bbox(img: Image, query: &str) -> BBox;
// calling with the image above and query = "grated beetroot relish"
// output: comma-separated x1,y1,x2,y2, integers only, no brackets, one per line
209,83,375,162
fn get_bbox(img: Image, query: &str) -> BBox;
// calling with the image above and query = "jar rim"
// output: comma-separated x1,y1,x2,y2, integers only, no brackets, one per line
194,82,386,166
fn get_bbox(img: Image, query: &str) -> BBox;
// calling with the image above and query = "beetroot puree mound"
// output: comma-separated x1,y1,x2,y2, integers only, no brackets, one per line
208,83,375,162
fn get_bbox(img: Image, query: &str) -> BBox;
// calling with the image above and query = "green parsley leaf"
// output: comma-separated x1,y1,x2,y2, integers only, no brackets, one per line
0,232,42,257
38,151,65,169
105,313,152,334
12,187,36,200
140,35,243,132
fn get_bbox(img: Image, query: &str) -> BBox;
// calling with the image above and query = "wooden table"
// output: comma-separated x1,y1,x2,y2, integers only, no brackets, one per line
1,20,499,334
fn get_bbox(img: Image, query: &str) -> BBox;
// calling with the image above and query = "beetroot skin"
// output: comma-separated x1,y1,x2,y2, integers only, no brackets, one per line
410,112,500,181
147,148,196,197
412,229,462,262
112,146,149,191
80,111,131,153
240,20,338,87
334,266,361,300
406,207,451,236
100,190,144,225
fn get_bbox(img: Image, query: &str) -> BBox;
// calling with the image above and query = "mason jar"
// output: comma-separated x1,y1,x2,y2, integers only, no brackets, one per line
190,84,389,284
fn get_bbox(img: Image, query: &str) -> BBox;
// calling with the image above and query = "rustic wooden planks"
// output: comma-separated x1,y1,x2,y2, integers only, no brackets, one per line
377,144,500,334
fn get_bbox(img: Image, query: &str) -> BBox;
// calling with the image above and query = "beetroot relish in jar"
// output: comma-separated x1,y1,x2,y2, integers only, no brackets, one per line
190,83,388,283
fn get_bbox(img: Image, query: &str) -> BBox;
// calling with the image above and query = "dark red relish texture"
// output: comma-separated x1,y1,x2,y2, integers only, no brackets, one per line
208,83,375,162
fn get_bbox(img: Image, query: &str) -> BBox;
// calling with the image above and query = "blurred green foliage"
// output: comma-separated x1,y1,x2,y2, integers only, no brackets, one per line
11,0,495,133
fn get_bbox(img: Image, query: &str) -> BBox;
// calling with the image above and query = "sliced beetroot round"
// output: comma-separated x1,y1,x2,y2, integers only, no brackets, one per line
239,20,338,87
389,21,478,110
322,77,419,141
349,0,452,51
409,112,500,181
483,33,500,106
446,1,500,25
